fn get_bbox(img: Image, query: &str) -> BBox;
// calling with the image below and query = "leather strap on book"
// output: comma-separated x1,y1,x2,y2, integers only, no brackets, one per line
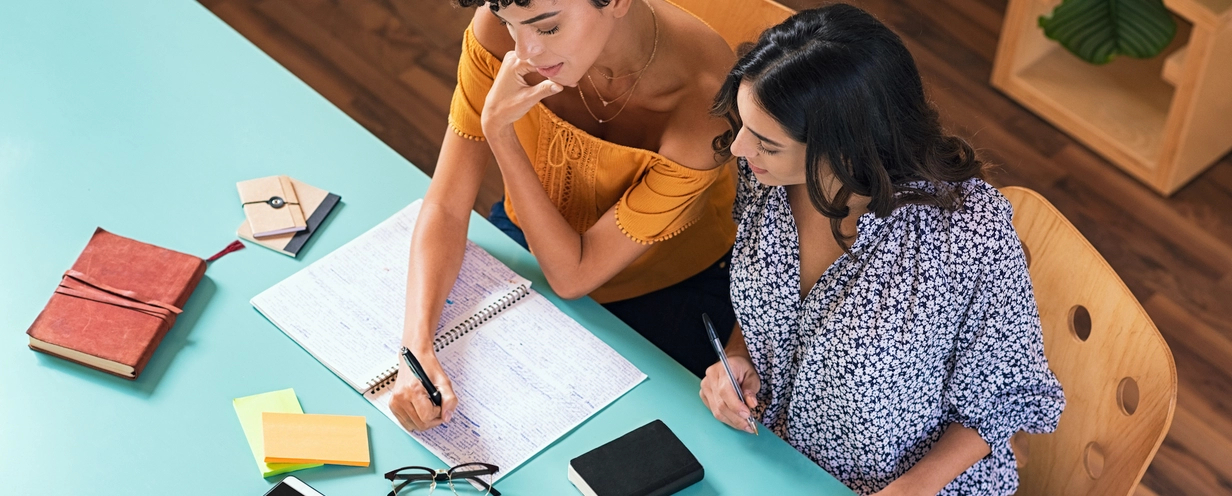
54,270,182,322
207,240,245,262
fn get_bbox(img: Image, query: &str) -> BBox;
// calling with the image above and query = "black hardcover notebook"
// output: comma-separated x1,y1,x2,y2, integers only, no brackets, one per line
568,420,703,496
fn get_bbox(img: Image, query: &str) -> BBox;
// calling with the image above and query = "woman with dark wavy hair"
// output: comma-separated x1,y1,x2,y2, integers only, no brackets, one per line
698,4,1065,495
390,0,740,433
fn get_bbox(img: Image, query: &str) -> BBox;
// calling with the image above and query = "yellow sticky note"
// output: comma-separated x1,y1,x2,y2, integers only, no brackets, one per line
233,388,323,477
263,412,370,467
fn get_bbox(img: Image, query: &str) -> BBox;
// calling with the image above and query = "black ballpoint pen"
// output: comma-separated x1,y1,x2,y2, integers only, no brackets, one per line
401,346,442,407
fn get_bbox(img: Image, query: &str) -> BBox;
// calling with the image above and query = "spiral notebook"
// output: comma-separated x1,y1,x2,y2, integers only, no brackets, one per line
251,200,646,480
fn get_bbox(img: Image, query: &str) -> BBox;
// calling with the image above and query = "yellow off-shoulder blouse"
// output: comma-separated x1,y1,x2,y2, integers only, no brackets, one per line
449,26,736,304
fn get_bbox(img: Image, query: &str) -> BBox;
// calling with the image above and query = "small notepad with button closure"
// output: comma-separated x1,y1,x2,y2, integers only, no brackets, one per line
237,175,307,238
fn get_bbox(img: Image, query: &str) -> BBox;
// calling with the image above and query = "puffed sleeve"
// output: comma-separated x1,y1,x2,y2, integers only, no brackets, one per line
614,157,728,244
448,26,499,142
943,202,1065,452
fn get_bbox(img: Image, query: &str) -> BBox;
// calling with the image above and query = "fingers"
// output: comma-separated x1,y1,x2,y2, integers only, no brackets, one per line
434,372,458,423
500,51,538,82
741,376,760,409
708,363,752,418
501,50,521,69
717,380,754,432
483,52,562,131
408,382,444,429
390,400,418,432
498,51,563,90
732,356,760,410
700,363,757,433
391,382,431,432
531,78,563,100
503,51,539,79
700,384,739,431
390,366,456,431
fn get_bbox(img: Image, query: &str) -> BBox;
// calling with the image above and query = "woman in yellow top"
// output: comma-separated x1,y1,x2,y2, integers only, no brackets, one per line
389,0,739,432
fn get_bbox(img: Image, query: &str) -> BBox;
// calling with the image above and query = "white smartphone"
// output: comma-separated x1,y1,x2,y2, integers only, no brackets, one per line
263,476,325,496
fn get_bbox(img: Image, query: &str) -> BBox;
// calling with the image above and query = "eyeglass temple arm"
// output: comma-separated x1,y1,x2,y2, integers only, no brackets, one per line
384,466,439,480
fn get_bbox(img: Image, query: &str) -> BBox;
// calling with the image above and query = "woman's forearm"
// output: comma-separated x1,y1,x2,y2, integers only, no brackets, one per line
401,130,490,351
484,126,641,299
402,205,470,351
879,423,991,496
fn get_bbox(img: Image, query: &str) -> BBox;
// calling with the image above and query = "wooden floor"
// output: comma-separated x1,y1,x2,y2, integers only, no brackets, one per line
198,0,1232,493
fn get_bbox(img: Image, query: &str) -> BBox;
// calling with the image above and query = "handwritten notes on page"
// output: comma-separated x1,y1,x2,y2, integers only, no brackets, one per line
253,198,646,481
368,293,646,480
252,200,528,392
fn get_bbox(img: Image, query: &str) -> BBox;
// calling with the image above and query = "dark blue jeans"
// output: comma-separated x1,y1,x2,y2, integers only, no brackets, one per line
489,200,735,377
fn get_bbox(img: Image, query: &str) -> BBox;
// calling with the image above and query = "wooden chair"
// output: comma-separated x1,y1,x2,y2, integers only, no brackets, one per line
1002,186,1177,496
668,0,794,50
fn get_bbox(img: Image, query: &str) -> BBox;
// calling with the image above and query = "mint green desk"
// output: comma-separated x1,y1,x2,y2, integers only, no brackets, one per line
0,1,852,494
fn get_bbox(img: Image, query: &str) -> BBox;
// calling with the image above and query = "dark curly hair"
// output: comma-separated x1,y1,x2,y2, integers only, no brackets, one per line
712,3,986,252
455,0,612,12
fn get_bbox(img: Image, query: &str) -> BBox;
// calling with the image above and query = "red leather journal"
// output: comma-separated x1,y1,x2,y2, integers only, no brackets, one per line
26,228,207,379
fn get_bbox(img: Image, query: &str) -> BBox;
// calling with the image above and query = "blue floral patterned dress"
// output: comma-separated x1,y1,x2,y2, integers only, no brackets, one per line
730,158,1065,495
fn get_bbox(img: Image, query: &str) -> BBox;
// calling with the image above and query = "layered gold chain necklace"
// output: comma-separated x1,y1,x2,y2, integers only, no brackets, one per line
578,1,658,124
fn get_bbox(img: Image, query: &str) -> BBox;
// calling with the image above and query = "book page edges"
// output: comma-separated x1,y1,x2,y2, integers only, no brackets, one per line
28,337,135,377
568,463,600,496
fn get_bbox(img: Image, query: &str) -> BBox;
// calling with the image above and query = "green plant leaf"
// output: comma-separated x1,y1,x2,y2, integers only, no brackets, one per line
1039,0,1176,64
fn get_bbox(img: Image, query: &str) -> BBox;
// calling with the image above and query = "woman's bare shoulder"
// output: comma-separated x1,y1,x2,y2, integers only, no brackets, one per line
470,7,514,57
660,1,736,77
655,5,735,171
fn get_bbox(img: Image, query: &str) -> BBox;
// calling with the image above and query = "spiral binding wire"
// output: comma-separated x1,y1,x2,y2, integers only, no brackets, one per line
365,364,399,394
433,285,529,352
360,284,530,394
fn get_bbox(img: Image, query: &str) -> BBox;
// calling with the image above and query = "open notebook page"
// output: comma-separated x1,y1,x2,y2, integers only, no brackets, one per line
367,292,646,480
252,199,528,392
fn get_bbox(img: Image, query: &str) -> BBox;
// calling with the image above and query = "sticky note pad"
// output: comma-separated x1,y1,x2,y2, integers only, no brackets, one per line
233,388,323,477
263,412,370,467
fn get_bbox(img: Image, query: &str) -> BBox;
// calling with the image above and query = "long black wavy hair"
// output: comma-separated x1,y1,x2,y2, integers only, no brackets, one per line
456,0,611,12
712,3,985,251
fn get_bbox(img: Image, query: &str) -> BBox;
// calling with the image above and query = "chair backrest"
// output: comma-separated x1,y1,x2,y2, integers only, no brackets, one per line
668,0,794,50
1001,186,1177,496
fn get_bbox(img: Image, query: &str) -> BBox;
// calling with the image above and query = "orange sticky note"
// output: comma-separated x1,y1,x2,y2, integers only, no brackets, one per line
262,412,370,467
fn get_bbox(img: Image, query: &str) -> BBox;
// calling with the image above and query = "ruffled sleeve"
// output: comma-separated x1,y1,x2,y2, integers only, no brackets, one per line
614,157,729,244
448,26,499,142
943,197,1065,452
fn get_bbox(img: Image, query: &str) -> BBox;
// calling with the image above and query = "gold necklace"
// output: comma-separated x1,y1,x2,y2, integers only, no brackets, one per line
590,2,659,82
587,74,639,107
579,1,658,124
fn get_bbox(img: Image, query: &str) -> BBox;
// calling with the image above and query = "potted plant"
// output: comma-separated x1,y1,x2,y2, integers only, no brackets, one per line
1038,0,1177,64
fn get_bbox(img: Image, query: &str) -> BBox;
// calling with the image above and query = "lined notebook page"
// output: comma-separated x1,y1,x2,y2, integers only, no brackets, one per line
252,200,528,392
368,292,646,480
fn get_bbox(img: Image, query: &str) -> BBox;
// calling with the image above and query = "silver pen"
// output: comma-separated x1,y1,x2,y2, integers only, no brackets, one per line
703,313,758,435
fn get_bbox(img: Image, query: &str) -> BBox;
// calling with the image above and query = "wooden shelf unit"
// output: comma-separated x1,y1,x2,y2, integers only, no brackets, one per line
992,0,1232,195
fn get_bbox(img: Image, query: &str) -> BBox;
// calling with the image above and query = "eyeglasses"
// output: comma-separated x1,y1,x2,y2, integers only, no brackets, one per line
384,462,500,496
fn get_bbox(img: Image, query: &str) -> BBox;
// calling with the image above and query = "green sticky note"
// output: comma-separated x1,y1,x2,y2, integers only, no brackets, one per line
233,388,323,477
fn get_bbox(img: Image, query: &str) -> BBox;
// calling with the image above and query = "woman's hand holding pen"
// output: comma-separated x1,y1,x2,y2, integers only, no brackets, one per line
389,348,458,432
700,353,761,434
